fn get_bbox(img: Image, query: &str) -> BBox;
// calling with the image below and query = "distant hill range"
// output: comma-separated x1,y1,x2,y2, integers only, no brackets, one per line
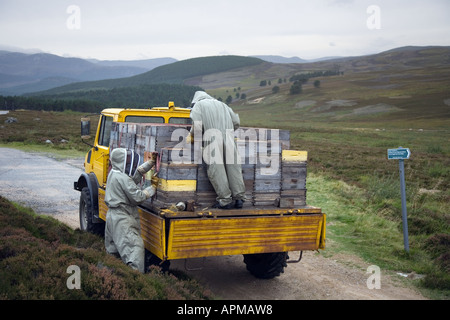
25,55,265,96
250,55,308,64
0,50,342,95
1,45,449,116
1,46,449,97
87,57,177,71
249,55,343,63
0,51,176,95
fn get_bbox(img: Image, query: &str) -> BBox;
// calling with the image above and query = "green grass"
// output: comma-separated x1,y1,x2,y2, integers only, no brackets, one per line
307,173,449,299
0,110,98,157
0,142,86,159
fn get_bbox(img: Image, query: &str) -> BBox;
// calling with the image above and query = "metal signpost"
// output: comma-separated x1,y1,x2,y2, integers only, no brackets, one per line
387,147,411,252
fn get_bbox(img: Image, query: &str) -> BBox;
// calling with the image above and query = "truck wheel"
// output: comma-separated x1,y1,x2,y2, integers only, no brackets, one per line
243,252,288,279
79,187,105,237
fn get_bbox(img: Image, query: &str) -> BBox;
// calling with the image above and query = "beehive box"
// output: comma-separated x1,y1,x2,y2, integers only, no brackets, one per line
109,123,307,210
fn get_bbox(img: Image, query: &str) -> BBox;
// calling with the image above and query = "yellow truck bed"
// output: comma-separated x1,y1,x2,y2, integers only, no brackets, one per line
139,206,326,261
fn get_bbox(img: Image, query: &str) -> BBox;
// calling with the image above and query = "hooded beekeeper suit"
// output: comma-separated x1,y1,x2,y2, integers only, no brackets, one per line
104,148,156,273
188,91,246,209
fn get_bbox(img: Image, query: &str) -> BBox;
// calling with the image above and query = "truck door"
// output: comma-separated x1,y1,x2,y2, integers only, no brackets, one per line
93,115,113,187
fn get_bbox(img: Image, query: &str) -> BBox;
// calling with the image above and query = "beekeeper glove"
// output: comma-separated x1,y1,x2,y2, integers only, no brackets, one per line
137,152,157,174
151,174,159,186
143,185,156,198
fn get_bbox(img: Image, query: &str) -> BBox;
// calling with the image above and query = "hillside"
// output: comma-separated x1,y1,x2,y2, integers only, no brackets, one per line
4,46,449,121
18,56,265,109
189,46,450,125
5,46,450,118
0,51,174,95
30,55,264,96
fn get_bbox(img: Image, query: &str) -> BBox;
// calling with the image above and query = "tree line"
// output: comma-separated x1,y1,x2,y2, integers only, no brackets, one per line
256,69,343,95
1,84,203,113
0,95,103,113
289,69,343,84
289,69,342,95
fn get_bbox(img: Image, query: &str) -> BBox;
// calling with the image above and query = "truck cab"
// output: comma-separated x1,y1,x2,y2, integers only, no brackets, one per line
84,103,191,188
74,102,191,233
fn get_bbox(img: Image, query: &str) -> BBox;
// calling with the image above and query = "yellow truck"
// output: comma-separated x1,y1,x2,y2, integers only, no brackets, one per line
74,103,326,279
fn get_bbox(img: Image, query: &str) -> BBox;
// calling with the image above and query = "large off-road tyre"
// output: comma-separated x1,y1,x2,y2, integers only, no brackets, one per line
243,252,288,279
79,187,105,236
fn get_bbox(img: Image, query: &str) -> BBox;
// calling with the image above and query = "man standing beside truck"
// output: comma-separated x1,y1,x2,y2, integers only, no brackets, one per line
104,148,157,273
187,91,246,209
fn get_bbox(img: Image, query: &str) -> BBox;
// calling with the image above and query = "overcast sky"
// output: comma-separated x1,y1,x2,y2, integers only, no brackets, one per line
0,0,449,61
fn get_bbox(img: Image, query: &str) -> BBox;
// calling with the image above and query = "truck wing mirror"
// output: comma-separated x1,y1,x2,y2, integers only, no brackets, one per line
81,117,91,139
81,117,97,150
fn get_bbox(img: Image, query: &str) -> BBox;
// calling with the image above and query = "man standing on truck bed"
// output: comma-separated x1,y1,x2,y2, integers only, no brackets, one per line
104,148,157,273
187,91,246,209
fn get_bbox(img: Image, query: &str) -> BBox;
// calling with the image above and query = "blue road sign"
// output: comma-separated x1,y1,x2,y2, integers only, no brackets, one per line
388,148,411,160
387,147,411,252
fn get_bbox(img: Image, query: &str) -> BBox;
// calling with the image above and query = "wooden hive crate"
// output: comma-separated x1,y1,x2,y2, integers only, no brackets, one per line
280,150,308,208
153,146,197,209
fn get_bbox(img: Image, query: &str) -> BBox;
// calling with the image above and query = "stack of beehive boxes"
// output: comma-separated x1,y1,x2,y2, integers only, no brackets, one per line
280,150,308,207
109,122,307,210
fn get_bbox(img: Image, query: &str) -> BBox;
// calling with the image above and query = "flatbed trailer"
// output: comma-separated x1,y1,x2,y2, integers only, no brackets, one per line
138,205,325,261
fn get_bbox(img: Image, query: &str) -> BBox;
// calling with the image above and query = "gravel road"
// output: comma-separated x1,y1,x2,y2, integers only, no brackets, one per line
0,148,83,229
0,147,426,300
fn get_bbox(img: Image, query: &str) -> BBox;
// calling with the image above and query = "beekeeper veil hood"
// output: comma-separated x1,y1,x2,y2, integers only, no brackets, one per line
110,148,142,177
191,91,214,107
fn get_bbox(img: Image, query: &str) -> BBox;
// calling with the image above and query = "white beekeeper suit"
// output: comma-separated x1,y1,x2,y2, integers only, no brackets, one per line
189,91,246,209
104,148,156,273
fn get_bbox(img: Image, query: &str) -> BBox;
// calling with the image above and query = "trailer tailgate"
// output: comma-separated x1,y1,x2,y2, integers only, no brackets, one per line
166,213,326,260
